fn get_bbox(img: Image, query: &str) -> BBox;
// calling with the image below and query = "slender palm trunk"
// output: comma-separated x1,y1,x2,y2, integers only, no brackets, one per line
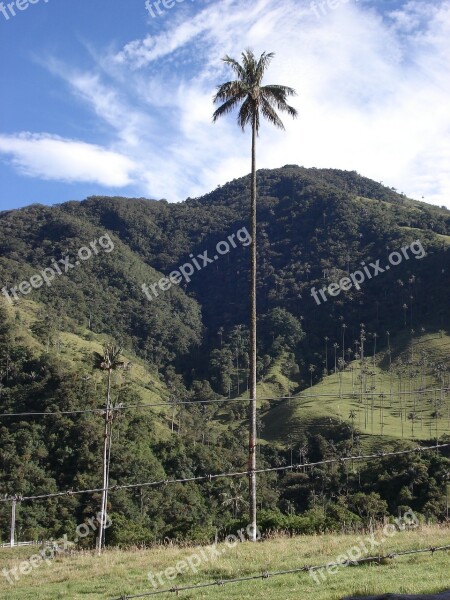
98,369,111,554
248,114,257,541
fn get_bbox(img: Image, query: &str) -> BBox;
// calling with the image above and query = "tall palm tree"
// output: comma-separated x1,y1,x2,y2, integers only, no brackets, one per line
93,343,124,554
213,49,297,539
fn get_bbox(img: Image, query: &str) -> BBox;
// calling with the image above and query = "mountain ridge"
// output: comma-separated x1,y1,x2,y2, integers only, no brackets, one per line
0,165,449,542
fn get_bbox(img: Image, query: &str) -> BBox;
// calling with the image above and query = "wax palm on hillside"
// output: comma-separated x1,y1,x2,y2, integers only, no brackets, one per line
213,49,297,540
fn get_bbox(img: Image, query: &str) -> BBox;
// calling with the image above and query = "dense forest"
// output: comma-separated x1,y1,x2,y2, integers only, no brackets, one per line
0,166,449,545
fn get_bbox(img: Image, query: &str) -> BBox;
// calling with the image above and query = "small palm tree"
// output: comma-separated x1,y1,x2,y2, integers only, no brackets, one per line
299,443,309,465
402,303,408,328
213,49,297,540
349,409,356,447
408,411,417,437
341,324,347,362
333,343,339,374
220,480,249,519
93,343,124,554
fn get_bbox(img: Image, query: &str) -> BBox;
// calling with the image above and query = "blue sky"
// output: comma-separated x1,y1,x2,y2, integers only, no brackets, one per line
1,0,449,211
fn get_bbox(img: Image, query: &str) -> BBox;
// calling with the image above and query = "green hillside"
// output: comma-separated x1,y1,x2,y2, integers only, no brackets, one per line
1,166,449,544
1,297,174,436
263,330,450,450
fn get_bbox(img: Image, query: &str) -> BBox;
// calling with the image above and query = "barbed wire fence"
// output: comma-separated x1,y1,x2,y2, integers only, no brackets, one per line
1,385,449,596
108,545,450,599
0,380,450,600
1,442,449,554
1,444,448,505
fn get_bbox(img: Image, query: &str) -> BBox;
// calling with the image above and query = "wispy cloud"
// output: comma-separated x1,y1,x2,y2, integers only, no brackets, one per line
114,0,274,69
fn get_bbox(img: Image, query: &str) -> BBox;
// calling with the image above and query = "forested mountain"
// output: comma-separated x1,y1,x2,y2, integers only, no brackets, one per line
3,166,448,367
0,166,449,544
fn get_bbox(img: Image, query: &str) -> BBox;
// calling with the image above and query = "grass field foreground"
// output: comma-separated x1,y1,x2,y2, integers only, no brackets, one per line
0,525,449,600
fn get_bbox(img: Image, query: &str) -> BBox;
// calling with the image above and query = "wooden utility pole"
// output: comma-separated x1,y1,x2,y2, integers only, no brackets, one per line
10,498,16,548
94,344,123,555
98,369,112,555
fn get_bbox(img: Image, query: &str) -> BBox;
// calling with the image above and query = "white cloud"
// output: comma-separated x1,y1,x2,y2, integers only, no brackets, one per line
107,0,450,207
5,0,450,208
0,133,136,187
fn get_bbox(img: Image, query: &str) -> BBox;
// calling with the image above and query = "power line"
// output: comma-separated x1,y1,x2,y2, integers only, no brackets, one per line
108,544,450,599
0,387,447,419
0,396,257,418
1,443,448,504
0,399,222,418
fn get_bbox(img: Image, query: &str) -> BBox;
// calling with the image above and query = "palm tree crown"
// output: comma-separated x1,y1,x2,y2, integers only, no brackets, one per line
212,49,298,131
94,344,124,373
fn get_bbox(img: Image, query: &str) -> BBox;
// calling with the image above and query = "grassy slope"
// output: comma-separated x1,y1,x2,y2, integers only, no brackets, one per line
6,297,450,451
3,297,173,440
0,526,448,599
262,330,450,452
